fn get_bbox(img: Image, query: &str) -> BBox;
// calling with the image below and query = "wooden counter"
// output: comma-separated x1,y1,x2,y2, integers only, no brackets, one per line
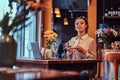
16,59,102,71
16,59,102,78
0,67,80,80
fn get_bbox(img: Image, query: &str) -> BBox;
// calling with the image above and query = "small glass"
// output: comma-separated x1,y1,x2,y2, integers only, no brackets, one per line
111,42,116,50
27,43,32,58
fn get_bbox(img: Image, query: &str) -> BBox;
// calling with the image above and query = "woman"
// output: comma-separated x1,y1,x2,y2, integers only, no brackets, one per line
65,17,96,59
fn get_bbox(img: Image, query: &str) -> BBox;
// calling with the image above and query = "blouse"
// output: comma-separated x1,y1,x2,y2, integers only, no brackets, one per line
66,34,96,59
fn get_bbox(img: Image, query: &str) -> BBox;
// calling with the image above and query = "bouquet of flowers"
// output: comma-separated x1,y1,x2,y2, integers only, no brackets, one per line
96,28,118,48
43,30,58,49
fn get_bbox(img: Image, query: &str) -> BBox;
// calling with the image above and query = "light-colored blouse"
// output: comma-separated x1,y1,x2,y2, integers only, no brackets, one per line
67,34,96,59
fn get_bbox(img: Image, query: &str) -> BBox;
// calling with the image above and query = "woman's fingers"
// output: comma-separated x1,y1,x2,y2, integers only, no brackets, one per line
76,46,87,54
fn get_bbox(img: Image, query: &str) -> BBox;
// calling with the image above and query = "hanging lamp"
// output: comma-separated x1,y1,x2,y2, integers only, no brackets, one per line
64,18,68,25
54,7,60,14
56,13,61,18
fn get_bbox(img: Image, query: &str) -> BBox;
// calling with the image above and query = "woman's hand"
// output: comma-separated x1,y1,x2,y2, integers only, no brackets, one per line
75,46,87,54
65,42,71,49
67,48,76,55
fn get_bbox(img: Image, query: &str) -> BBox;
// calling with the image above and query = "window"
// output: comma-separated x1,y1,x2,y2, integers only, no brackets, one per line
0,0,10,36
0,0,42,59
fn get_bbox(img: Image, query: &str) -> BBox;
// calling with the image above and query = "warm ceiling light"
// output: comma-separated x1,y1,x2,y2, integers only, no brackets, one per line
54,7,60,14
64,18,68,25
56,13,61,18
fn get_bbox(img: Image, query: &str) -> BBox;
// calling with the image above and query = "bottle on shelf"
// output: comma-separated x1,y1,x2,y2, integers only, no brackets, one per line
118,7,120,16
106,7,120,17
107,8,111,16
115,7,118,16
110,7,113,16
105,9,108,16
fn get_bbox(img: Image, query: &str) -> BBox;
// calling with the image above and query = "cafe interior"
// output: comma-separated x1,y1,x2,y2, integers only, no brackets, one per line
0,0,120,80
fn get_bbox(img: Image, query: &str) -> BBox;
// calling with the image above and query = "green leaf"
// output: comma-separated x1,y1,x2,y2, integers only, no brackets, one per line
13,21,32,34
0,13,10,34
0,1,32,35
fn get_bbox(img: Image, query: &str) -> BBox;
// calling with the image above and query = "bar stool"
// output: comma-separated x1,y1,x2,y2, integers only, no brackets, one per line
104,53,120,80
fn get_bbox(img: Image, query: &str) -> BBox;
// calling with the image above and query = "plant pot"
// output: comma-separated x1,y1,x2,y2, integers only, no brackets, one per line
0,34,17,67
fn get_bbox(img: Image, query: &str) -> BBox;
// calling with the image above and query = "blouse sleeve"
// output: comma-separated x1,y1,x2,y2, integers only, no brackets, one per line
86,40,96,59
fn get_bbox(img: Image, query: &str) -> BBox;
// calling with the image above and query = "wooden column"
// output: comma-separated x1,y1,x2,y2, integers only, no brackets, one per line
88,0,97,41
41,0,52,47
88,0,100,78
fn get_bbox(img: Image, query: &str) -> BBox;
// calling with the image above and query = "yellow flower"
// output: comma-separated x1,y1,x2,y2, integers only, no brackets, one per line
43,30,58,49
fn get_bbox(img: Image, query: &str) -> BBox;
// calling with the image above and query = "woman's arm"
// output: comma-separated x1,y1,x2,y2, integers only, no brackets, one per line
75,40,96,59
85,40,96,59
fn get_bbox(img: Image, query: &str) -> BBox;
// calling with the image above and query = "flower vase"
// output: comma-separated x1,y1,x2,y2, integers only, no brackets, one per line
46,49,52,59
41,47,47,59
0,34,17,67
104,43,110,49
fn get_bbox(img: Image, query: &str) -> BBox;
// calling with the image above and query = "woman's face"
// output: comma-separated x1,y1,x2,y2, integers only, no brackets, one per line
75,18,87,33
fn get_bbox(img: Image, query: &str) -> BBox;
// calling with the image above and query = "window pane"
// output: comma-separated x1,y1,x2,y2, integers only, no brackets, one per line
24,12,36,58
0,1,41,59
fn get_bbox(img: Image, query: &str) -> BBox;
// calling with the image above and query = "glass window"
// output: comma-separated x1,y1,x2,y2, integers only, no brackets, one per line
0,0,10,36
0,0,41,59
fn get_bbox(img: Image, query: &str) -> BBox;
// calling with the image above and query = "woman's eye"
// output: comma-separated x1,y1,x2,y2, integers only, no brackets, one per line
75,23,79,25
80,22,84,24
75,22,84,25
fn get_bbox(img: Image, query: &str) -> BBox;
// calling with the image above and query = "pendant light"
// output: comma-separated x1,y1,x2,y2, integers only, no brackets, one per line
56,13,61,18
64,18,68,25
64,11,68,25
54,7,60,14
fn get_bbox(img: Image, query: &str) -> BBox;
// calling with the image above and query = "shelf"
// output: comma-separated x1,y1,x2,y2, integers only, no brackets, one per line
104,16,120,19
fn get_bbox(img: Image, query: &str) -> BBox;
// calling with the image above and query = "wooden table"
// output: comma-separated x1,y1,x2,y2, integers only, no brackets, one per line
0,67,80,80
16,59,102,78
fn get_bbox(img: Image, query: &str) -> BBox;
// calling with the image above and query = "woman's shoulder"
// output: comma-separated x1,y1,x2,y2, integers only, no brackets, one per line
70,36,78,40
87,35,95,41
71,36,77,39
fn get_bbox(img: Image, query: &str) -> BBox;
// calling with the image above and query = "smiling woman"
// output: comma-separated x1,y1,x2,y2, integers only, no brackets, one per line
65,17,96,60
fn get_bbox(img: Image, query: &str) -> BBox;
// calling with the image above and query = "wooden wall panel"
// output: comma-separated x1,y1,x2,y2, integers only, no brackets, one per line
88,0,97,41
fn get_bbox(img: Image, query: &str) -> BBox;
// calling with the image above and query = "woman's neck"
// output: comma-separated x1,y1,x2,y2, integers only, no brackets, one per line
77,31,86,38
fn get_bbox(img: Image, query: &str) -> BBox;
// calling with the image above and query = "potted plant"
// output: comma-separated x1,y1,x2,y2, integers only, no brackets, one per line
0,0,44,67
96,27,118,48
43,30,58,59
